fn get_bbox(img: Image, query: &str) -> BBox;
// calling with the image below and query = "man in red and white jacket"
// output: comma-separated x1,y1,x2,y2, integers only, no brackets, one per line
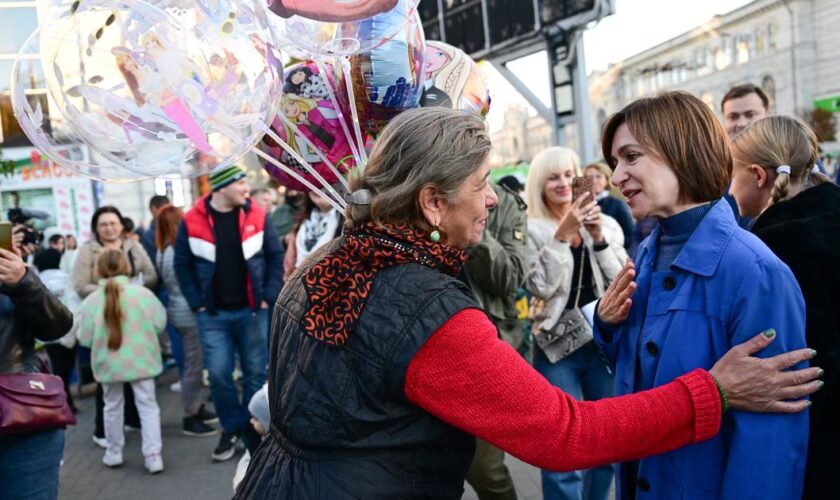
175,166,284,462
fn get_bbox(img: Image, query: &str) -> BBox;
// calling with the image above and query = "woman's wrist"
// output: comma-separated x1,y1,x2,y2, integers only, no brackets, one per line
710,374,729,414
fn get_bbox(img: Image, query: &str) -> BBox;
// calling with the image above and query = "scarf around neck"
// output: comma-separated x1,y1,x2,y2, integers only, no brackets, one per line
302,221,468,346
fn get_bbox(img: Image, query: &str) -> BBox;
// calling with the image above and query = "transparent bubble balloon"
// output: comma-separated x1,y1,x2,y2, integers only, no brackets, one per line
40,0,283,179
11,29,151,182
269,0,418,57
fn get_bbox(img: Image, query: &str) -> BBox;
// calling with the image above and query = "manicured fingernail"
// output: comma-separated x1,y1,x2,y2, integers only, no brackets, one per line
810,350,817,359
762,329,776,338
806,401,812,408
818,368,825,377
817,381,825,390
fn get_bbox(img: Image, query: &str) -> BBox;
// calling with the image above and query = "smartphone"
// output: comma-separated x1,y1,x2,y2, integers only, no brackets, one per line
572,176,594,202
0,222,12,252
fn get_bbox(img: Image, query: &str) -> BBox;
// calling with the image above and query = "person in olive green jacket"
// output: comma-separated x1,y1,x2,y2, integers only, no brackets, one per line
463,182,528,500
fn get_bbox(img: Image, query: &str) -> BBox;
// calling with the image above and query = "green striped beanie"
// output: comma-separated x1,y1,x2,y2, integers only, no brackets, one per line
209,166,246,191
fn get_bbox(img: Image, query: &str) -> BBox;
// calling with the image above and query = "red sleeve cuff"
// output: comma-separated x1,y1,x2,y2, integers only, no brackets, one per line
675,369,722,443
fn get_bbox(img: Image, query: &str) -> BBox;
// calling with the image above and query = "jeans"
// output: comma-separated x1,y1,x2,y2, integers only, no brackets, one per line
197,308,268,434
102,378,162,458
533,341,615,500
171,323,204,415
0,428,64,499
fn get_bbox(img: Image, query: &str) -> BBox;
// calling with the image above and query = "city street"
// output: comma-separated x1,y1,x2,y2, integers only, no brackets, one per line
58,369,544,500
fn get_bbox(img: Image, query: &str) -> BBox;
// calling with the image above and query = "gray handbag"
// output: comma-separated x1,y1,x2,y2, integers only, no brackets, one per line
533,246,593,363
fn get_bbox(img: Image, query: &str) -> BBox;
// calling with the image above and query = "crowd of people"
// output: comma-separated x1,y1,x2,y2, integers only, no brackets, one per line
0,82,837,500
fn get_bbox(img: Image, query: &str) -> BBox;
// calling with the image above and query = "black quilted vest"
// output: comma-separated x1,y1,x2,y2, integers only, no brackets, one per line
235,240,480,500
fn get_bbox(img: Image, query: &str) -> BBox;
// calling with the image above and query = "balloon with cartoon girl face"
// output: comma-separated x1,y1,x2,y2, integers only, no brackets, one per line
269,0,418,56
419,41,491,117
346,9,425,134
39,0,282,179
261,61,355,191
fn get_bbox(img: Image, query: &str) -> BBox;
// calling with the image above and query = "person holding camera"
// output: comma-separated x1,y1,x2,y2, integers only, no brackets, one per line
0,224,75,499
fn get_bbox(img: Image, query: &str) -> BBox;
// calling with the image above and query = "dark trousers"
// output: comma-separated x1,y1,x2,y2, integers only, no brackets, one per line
45,343,77,411
465,438,518,500
95,383,141,437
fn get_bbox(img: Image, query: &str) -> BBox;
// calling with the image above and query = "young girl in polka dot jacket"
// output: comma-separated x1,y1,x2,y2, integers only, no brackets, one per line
77,249,167,474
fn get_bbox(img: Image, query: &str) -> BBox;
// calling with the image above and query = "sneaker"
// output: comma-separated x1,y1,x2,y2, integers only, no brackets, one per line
102,450,123,468
92,435,108,449
196,404,219,425
169,381,182,393
212,431,239,462
144,454,164,474
182,415,219,437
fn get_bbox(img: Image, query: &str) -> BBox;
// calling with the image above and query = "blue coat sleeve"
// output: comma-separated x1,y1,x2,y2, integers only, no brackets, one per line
720,257,808,500
261,214,285,305
174,221,204,312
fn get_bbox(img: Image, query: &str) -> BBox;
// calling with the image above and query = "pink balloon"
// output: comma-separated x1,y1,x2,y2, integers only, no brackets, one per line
268,0,397,22
261,61,356,191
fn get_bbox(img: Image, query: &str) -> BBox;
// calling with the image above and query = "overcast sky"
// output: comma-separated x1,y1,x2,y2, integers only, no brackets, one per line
484,0,754,131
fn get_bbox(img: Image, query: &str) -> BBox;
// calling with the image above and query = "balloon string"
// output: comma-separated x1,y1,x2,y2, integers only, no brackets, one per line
274,114,350,191
312,57,363,173
337,56,368,168
260,125,345,207
253,148,345,212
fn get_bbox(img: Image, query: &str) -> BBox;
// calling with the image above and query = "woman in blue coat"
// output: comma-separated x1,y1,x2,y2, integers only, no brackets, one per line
594,92,809,500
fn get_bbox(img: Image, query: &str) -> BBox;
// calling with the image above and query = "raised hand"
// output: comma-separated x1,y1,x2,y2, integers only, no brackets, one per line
596,260,636,325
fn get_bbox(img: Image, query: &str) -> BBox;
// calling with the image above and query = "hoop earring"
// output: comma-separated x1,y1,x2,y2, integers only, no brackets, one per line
430,225,441,243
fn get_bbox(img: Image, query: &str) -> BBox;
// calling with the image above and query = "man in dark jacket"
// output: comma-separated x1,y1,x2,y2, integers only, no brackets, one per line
141,195,170,261
175,166,284,462
462,183,528,500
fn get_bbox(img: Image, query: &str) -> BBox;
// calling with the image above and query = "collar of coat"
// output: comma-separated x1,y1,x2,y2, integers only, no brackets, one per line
637,198,734,278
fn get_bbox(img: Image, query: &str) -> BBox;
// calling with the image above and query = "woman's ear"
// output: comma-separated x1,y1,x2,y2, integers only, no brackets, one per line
748,164,770,189
417,184,444,227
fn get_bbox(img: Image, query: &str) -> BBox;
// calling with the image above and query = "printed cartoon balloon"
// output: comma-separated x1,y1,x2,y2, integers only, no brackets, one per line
420,41,490,116
40,0,282,178
347,9,425,134
11,29,151,182
269,0,418,56
261,61,355,191
268,0,397,22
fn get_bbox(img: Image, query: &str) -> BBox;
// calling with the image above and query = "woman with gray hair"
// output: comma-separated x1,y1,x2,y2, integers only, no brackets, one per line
234,107,820,500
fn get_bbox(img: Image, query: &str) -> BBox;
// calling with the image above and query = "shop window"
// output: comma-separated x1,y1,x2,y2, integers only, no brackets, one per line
0,93,50,147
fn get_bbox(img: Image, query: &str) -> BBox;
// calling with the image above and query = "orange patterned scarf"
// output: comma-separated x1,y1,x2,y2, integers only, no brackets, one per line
302,222,468,346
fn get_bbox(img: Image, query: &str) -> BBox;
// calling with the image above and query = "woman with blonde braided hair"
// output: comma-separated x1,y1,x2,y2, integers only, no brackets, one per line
730,114,840,499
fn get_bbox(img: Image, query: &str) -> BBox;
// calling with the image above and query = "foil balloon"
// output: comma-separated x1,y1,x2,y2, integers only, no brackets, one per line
420,41,491,116
39,0,282,179
11,29,151,182
269,0,418,57
269,0,397,22
261,61,355,191
347,9,425,134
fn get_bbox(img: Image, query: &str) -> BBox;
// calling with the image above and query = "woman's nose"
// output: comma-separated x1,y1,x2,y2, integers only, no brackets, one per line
486,185,499,208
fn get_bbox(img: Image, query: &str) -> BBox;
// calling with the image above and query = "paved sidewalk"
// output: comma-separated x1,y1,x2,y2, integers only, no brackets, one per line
58,368,544,500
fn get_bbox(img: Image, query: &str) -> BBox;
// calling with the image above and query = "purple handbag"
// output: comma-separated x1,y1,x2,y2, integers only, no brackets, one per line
0,372,76,434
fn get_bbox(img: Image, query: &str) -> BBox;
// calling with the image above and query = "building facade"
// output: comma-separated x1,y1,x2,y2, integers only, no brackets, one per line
589,0,840,146
490,0,840,166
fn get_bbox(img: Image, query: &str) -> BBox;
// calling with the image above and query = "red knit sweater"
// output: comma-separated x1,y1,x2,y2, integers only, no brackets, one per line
404,308,722,472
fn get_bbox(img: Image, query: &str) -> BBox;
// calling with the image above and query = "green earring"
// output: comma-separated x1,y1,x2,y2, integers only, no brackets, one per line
430,226,441,243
